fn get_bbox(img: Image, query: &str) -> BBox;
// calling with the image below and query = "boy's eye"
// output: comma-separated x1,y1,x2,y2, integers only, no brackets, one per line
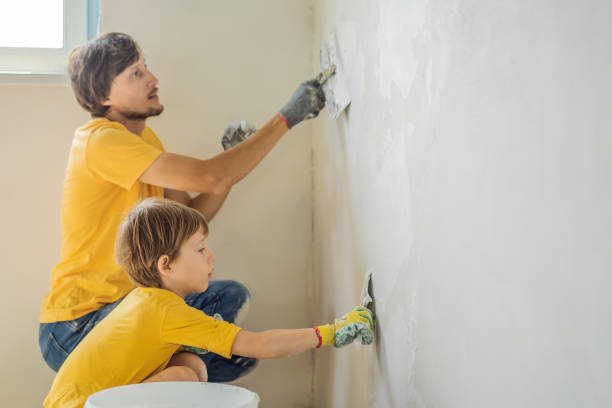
198,248,205,253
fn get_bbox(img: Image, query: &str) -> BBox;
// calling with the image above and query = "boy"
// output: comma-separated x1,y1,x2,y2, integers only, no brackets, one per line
43,198,374,408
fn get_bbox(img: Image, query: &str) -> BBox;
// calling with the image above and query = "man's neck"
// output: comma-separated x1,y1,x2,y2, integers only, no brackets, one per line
105,112,146,136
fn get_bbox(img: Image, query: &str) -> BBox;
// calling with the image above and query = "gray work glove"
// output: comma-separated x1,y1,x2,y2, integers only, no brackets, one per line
221,120,257,150
279,70,331,129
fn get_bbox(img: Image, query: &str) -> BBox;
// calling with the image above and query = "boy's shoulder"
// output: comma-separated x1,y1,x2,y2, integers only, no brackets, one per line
126,288,203,328
130,287,185,309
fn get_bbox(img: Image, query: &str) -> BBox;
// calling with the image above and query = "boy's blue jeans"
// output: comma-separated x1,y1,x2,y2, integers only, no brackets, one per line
39,280,257,382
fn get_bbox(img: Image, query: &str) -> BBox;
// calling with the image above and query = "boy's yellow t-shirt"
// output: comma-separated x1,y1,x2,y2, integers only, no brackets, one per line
43,287,242,408
40,118,165,323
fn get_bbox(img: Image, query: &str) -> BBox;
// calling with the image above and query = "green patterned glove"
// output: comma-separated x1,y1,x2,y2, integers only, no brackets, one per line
314,306,374,348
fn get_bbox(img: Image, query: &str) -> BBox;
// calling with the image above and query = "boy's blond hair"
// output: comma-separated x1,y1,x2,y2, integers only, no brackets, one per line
116,198,209,288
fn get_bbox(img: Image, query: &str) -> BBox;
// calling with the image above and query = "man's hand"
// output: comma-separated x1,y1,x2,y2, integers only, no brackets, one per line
315,306,374,348
278,70,330,129
221,120,257,150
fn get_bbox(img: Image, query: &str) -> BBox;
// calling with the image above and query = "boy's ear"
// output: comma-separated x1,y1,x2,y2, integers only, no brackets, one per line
157,255,172,277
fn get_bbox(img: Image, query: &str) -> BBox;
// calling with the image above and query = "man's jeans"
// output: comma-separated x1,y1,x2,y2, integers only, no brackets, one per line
39,280,257,382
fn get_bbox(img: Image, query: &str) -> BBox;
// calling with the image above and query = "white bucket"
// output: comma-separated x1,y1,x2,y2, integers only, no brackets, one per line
85,382,260,408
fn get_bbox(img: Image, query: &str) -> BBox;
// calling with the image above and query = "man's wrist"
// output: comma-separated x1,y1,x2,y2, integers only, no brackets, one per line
276,112,291,129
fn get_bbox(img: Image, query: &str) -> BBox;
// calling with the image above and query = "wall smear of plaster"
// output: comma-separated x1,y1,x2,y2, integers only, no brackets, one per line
313,0,612,407
312,0,428,406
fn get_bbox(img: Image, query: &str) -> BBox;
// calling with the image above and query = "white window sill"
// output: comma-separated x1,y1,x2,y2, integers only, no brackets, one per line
0,71,69,86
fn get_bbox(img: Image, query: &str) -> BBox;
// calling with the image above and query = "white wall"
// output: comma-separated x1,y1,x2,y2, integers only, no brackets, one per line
0,1,314,407
0,85,89,407
312,0,612,407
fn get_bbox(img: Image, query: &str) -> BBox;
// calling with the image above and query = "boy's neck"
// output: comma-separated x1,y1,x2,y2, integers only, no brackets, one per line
160,282,187,299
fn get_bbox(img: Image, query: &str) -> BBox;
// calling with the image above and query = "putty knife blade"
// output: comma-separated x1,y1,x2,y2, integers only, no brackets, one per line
319,30,351,119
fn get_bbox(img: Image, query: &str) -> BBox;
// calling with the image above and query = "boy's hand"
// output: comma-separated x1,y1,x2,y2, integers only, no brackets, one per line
278,73,327,129
221,120,257,150
315,306,374,348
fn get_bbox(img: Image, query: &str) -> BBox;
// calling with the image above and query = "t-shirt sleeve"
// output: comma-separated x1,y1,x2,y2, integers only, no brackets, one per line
86,127,163,190
161,302,242,359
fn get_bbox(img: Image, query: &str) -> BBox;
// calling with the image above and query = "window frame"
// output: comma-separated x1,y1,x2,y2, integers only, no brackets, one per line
0,0,99,85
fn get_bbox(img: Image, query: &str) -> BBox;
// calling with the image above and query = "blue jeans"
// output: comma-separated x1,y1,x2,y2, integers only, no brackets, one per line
39,280,257,382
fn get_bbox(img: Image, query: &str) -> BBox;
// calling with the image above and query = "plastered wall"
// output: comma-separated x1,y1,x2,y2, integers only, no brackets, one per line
0,1,314,407
312,0,612,407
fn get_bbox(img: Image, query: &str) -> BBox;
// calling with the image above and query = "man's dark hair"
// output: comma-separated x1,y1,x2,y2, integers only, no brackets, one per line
67,32,141,117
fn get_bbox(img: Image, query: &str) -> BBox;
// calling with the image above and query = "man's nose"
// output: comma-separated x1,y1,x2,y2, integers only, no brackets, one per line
148,71,159,87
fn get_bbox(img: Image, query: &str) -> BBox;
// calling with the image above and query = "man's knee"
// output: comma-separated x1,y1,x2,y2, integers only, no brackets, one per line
185,280,252,324
216,281,251,324
226,280,250,305
235,295,250,326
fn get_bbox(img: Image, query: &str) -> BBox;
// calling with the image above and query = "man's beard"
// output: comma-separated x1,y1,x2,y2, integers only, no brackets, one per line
121,105,164,120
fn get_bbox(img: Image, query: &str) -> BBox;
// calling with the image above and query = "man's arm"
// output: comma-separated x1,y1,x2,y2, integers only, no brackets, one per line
151,113,287,221
140,114,288,195
140,72,326,195
141,73,326,214
164,188,230,222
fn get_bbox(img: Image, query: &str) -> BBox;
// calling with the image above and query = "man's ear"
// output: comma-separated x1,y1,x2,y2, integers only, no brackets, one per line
157,255,172,277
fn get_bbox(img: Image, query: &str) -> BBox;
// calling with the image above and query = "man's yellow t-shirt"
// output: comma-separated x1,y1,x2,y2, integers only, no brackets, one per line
43,287,242,408
40,118,165,323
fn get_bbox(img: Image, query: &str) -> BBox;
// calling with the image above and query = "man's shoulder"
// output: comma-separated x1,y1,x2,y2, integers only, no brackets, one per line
79,117,124,132
75,117,127,141
142,125,163,147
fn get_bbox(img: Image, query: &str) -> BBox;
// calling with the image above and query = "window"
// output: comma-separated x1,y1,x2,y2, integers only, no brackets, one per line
0,0,99,83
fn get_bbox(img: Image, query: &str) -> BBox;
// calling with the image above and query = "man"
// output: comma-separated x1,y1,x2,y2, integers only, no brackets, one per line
39,32,326,382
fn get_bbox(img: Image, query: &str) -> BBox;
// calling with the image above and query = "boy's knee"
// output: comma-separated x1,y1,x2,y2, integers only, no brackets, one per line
174,365,200,382
199,360,208,382
187,353,208,382
171,352,207,382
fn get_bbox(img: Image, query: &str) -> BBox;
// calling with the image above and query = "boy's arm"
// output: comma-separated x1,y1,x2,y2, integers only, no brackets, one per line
232,329,319,359
231,306,374,359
